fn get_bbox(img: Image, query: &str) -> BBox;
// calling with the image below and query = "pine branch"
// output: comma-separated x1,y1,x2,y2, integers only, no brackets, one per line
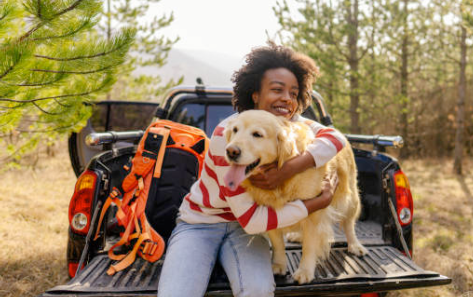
15,77,64,86
37,0,42,19
0,88,98,104
0,64,15,79
18,0,85,42
31,19,91,41
31,101,64,115
34,43,126,61
53,97,71,107
54,0,85,18
30,64,114,74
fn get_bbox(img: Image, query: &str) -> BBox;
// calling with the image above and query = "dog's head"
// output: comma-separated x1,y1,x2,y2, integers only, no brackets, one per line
223,110,299,190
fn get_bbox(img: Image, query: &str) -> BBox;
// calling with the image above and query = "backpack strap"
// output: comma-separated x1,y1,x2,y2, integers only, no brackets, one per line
93,188,123,241
152,126,171,179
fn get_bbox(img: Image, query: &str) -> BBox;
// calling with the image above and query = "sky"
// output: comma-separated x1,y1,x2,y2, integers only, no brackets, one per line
155,0,283,59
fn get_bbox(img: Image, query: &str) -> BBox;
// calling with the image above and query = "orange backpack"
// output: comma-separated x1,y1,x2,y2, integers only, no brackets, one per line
94,120,208,275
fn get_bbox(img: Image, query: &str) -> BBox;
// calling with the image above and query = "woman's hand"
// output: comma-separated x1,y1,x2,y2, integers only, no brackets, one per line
248,152,316,190
302,171,339,213
248,162,283,190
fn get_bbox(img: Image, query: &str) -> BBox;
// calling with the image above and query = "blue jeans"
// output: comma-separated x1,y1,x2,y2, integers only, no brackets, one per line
157,220,275,297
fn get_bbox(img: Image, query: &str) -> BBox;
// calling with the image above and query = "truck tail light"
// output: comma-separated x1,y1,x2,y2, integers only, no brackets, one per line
69,170,98,236
68,261,85,278
68,261,78,278
393,170,413,226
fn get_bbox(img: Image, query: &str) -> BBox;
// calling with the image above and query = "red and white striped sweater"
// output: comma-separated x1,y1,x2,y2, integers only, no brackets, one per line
179,113,346,234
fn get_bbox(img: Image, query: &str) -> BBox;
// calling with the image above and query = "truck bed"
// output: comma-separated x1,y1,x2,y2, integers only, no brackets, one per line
42,221,449,296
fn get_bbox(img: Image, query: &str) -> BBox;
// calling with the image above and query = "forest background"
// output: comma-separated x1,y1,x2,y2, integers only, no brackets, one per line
1,0,472,172
0,0,472,296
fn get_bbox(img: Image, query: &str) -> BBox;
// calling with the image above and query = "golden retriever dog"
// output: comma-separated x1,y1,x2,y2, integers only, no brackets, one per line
223,109,368,284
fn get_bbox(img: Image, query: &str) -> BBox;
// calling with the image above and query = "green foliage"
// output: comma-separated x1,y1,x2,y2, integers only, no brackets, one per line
275,0,473,158
98,0,181,101
0,0,135,166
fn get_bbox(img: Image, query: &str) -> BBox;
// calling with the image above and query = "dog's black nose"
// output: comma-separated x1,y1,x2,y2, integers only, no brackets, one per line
226,145,241,161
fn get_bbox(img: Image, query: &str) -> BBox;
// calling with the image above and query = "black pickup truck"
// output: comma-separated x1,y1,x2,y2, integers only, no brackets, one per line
42,86,451,297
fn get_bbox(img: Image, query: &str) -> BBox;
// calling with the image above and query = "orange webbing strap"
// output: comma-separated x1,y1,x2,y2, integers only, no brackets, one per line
94,188,122,241
107,203,138,261
107,232,148,275
153,127,171,179
139,218,165,262
107,215,165,275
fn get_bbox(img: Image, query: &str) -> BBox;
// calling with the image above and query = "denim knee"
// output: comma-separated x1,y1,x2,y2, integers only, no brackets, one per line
235,280,275,297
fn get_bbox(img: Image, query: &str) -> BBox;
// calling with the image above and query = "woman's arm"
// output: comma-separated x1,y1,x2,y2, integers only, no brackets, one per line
222,170,339,234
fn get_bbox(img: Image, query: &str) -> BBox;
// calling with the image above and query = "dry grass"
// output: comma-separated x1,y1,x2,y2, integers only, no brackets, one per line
0,142,75,297
0,144,472,297
388,157,473,297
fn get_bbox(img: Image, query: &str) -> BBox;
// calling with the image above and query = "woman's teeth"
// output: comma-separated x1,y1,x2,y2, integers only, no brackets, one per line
274,107,290,114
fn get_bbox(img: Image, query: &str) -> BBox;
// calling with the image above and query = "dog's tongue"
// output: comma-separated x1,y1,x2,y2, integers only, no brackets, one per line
224,165,247,191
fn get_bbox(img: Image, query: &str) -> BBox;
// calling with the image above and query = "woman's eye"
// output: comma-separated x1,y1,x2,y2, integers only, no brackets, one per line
233,127,238,133
252,132,263,138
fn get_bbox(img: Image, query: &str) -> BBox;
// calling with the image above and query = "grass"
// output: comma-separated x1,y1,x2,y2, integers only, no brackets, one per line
0,142,74,297
0,144,472,296
387,158,473,297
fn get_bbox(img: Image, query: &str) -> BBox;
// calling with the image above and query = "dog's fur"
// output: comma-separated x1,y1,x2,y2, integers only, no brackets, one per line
224,110,367,284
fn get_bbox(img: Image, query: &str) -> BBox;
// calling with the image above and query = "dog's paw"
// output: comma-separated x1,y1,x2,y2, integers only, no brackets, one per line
348,243,368,256
272,262,287,275
286,232,302,243
292,268,314,284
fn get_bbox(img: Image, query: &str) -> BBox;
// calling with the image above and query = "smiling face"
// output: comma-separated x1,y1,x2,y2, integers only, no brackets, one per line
252,68,300,119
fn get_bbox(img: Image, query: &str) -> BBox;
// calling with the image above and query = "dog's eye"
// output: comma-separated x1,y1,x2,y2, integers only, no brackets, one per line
252,132,263,138
233,127,238,133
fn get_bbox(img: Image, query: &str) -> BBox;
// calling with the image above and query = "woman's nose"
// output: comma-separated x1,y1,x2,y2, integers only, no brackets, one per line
281,91,292,102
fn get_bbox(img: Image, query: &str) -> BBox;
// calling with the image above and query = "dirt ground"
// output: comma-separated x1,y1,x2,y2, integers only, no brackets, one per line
0,143,471,297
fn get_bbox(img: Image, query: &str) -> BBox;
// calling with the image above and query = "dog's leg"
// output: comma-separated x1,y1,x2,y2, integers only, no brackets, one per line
343,199,368,256
286,231,302,243
292,221,318,284
267,229,287,275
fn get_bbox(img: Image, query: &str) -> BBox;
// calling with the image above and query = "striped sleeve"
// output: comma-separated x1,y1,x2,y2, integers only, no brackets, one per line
297,116,346,168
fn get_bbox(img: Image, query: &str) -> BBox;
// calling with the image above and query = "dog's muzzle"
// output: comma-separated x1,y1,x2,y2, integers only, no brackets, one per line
226,145,241,161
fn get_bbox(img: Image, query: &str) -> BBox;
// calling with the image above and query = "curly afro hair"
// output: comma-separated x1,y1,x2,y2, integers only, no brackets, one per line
231,43,319,113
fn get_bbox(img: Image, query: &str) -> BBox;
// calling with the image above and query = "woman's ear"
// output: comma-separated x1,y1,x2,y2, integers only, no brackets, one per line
252,92,259,105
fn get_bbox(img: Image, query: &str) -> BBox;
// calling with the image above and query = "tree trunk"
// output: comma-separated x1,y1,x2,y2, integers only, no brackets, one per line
347,0,361,134
106,0,112,101
399,0,409,158
453,25,467,175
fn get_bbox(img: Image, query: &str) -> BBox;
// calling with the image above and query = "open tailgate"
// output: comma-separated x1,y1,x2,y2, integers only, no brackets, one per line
41,245,450,297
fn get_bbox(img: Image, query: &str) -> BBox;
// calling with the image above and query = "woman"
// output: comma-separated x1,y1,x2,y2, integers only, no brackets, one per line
157,43,346,297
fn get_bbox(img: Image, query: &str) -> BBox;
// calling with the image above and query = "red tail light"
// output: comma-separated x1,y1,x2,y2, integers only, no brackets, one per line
68,261,78,278
69,170,98,236
393,170,413,226
360,293,379,297
68,261,85,278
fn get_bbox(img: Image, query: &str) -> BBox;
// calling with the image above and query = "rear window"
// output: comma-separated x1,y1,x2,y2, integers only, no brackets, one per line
170,102,235,136
90,102,159,132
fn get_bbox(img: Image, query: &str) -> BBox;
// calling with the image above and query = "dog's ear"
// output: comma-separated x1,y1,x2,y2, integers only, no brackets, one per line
224,119,235,143
277,125,298,169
